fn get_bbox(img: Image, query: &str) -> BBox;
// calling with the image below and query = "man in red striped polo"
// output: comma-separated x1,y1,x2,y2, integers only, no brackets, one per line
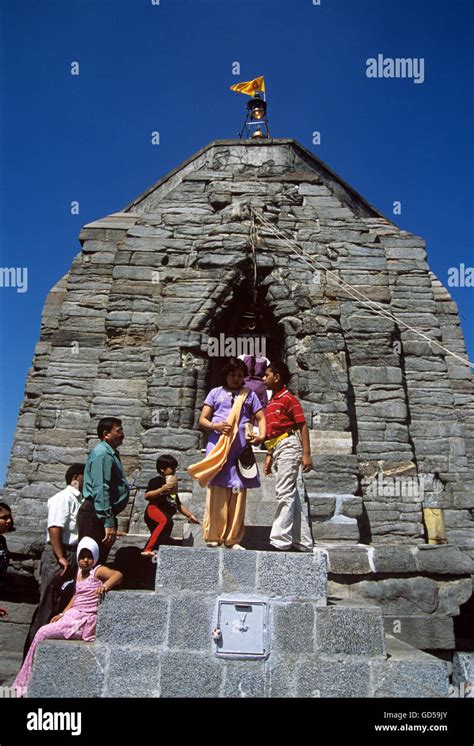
263,362,314,552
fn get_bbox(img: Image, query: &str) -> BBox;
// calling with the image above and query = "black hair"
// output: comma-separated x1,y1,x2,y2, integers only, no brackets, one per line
65,463,85,485
267,361,291,385
220,357,248,386
156,454,178,473
97,417,122,440
0,502,14,531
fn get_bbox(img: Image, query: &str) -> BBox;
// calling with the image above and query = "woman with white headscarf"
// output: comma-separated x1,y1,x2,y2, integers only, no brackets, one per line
13,537,122,694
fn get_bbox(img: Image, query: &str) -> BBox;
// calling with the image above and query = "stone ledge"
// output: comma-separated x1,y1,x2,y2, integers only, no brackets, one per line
28,641,108,698
27,624,450,698
383,616,454,650
155,546,328,602
415,545,474,574
324,544,474,576
370,635,449,698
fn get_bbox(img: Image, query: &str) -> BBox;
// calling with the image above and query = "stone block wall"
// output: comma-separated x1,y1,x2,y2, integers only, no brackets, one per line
2,139,473,677
25,547,450,699
3,139,473,552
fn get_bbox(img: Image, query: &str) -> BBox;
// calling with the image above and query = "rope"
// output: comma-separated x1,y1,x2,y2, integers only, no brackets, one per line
250,208,474,370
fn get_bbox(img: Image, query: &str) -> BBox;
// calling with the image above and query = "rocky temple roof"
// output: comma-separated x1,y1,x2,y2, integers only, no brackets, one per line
81,139,388,234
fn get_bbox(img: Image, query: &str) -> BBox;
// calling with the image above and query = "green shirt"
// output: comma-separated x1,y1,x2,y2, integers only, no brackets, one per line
83,440,130,529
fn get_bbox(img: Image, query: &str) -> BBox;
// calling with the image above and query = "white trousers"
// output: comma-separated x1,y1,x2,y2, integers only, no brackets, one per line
269,435,314,550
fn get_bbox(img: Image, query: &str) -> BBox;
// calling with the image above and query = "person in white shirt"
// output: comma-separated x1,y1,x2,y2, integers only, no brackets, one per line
39,463,85,600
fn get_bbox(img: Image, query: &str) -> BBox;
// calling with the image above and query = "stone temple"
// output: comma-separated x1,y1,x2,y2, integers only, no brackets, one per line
2,138,474,696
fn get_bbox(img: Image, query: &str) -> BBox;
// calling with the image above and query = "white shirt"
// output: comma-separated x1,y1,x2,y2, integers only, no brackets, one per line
46,485,84,546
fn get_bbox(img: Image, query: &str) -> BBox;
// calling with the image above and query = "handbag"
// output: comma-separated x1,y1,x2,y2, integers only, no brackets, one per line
236,442,258,481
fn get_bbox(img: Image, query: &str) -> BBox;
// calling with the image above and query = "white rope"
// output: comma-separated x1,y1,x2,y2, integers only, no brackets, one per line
250,207,474,370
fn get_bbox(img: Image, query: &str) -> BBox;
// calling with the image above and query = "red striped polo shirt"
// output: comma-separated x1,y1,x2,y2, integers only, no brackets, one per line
265,387,306,439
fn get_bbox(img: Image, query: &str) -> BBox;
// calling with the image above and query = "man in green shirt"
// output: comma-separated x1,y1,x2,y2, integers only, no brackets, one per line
78,417,130,561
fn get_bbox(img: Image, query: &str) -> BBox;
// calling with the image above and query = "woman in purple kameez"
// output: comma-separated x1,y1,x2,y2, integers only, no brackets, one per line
197,358,266,550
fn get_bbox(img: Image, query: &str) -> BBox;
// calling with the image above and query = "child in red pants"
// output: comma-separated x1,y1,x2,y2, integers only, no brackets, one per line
142,454,199,555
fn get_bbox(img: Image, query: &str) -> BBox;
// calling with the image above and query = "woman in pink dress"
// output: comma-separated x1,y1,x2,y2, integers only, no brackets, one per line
13,536,122,694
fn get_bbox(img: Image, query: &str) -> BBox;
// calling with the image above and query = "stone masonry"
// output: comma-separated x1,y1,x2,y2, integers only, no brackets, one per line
1,139,473,686
28,547,449,699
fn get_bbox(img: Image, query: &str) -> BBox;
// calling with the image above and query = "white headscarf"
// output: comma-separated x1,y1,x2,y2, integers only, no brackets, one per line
76,537,99,567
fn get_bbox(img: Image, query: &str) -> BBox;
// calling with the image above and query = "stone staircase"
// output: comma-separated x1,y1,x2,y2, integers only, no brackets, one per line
27,546,449,698
113,448,364,552
178,450,363,549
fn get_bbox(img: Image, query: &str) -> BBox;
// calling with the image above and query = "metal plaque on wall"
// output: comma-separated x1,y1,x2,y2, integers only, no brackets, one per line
215,599,268,659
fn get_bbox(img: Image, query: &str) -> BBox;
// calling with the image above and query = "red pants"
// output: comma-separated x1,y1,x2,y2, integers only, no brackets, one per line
143,505,173,552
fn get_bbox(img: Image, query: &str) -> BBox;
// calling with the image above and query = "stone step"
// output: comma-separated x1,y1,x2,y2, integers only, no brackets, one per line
106,535,156,591
371,635,449,698
183,524,271,551
25,546,450,699
27,605,448,698
452,652,474,689
154,546,328,601
308,493,363,521
242,504,277,525
313,519,360,543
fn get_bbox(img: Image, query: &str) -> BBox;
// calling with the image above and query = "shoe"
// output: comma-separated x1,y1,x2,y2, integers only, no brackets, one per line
268,544,291,552
228,544,246,551
291,544,313,553
206,541,219,548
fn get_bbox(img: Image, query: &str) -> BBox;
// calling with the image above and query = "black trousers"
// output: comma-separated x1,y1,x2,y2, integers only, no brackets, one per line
77,499,110,563
39,544,76,603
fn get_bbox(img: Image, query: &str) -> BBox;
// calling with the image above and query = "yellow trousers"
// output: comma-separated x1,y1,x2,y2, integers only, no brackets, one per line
203,486,247,546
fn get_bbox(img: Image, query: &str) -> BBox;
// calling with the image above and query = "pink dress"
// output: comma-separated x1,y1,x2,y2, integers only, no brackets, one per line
13,565,103,693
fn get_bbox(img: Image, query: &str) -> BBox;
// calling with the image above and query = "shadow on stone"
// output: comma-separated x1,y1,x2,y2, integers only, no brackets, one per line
454,590,474,651
113,547,155,590
241,525,272,551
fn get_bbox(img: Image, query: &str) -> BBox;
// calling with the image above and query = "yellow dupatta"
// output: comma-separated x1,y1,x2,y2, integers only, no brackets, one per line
187,387,250,487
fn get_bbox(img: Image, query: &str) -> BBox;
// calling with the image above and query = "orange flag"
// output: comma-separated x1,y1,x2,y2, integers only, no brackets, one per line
230,76,265,96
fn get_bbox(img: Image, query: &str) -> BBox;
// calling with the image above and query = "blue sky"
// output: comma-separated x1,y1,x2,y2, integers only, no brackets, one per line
0,0,473,485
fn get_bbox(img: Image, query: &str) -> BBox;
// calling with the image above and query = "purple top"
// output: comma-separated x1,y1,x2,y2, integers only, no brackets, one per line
239,355,269,409
203,386,263,490
241,355,269,379
204,386,262,425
